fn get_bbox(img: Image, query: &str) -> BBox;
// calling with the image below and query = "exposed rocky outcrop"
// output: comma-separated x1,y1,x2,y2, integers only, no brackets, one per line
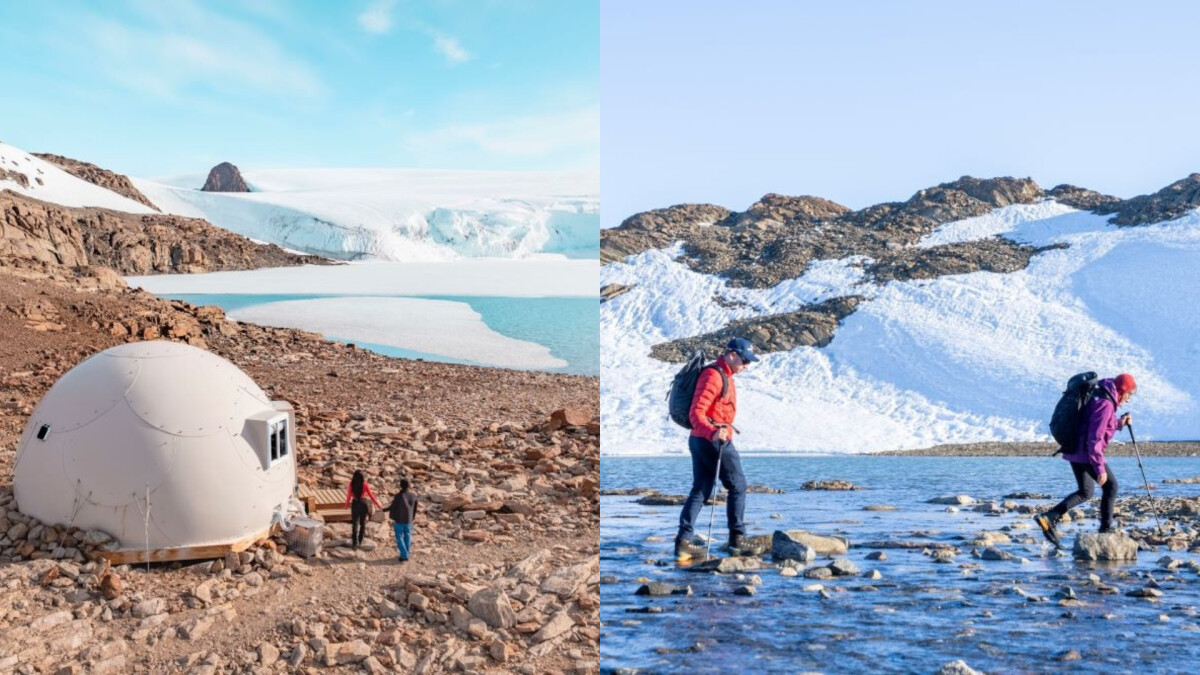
676,177,1043,289
866,238,1051,284
600,203,730,263
201,162,250,193
1,190,325,275
0,167,30,188
1047,184,1122,212
32,153,159,210
1103,173,1200,226
600,283,632,303
650,295,862,362
1050,174,1200,226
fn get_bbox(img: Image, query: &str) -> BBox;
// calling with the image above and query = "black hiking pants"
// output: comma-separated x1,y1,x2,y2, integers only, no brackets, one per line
677,436,747,544
351,498,370,546
1048,461,1118,530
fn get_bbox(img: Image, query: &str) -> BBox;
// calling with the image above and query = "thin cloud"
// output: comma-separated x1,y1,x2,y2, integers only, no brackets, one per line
431,33,471,64
79,3,324,100
403,106,599,169
358,0,398,34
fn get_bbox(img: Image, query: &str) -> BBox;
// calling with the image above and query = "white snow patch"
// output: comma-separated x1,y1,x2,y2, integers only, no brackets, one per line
602,206,1200,455
0,142,156,214
229,297,566,370
125,259,596,297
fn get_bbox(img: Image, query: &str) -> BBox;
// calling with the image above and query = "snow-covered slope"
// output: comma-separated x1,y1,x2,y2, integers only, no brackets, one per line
602,200,1200,455
133,168,599,261
0,142,157,214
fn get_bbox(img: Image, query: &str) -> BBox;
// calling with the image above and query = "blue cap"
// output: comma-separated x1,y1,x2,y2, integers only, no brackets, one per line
726,337,759,363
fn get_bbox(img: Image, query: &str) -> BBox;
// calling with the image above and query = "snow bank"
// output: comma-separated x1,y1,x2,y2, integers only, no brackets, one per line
0,142,156,214
125,259,597,297
602,203,1200,455
229,297,566,370
132,168,599,261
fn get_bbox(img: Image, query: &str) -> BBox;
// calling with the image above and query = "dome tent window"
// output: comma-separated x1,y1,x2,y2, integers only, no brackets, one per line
248,410,292,470
270,418,290,463
36,424,50,441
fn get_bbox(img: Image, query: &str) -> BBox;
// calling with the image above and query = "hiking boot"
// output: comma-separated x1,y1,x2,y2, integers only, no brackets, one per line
674,536,695,562
1035,514,1061,546
728,533,746,552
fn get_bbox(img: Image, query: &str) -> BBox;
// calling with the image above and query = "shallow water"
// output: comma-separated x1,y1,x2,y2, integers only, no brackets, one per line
162,293,598,375
601,456,1200,674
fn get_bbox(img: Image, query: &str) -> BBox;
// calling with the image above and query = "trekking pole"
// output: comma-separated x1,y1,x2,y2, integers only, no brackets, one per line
704,437,728,559
1127,422,1163,531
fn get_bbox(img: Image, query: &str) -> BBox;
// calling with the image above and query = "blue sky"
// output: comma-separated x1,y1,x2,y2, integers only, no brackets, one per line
0,0,597,177
603,1,1200,228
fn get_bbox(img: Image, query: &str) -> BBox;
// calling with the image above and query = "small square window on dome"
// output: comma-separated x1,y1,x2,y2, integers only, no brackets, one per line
36,424,50,441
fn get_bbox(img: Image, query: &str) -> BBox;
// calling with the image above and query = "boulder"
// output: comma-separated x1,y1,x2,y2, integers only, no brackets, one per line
468,588,517,629
771,529,848,556
1073,532,1138,562
771,531,816,563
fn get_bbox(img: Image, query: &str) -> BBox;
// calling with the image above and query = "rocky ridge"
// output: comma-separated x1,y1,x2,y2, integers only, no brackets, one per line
31,153,159,210
1,190,326,274
606,173,1200,363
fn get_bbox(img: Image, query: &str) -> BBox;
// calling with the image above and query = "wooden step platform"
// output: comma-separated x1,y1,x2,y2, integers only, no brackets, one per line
97,525,273,565
298,486,351,522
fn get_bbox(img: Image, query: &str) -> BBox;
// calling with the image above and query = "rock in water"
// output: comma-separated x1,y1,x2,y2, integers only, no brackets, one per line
634,583,691,597
201,162,250,192
828,558,860,577
1073,532,1138,561
771,531,816,563
927,495,977,506
936,660,985,675
687,556,765,574
770,529,849,556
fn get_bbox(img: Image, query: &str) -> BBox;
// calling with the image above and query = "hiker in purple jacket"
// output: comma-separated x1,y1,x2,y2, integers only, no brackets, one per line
1036,374,1137,545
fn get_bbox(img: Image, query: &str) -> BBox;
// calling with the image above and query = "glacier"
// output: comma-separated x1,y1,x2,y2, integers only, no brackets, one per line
132,167,599,261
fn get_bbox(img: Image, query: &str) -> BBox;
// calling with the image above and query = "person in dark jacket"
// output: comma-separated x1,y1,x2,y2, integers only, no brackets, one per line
675,337,758,561
345,470,384,550
387,479,419,562
1036,373,1136,545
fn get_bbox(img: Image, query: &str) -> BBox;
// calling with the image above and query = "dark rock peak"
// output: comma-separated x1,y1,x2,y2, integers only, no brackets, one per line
736,193,850,227
1047,184,1122,212
201,162,250,193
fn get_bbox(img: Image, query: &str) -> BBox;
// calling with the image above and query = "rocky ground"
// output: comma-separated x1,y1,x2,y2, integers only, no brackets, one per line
0,264,600,674
604,173,1200,363
0,163,599,672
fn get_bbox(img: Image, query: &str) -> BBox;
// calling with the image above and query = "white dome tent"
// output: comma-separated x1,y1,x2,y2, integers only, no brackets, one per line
13,341,299,563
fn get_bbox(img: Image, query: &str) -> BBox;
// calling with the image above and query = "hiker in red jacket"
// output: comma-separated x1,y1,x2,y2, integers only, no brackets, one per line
346,470,384,550
675,337,758,560
1036,373,1136,545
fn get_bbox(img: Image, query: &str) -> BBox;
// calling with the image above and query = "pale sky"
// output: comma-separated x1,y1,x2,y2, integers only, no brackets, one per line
0,0,598,177
602,1,1200,227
